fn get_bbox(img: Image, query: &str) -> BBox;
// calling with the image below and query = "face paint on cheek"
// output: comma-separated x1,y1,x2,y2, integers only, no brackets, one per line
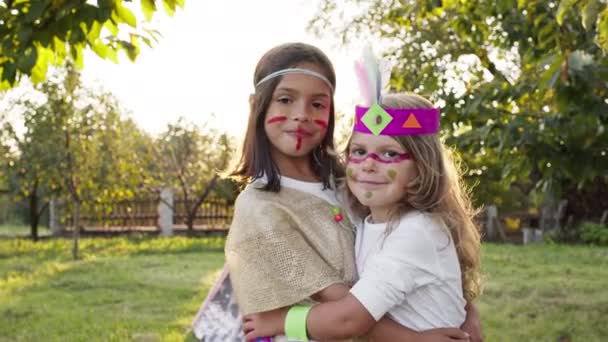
387,169,397,181
313,119,328,130
365,191,373,199
346,167,356,180
266,116,287,124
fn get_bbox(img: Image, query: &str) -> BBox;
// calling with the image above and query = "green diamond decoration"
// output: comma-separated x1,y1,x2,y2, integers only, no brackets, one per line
360,103,393,136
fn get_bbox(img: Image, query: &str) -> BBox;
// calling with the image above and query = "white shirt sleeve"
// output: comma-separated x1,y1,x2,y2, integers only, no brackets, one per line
350,217,442,321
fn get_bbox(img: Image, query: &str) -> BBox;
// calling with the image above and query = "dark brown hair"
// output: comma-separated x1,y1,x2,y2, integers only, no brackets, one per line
229,42,343,191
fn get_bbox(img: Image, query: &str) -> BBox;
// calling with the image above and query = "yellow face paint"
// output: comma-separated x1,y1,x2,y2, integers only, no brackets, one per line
365,191,373,199
347,167,356,180
387,169,397,181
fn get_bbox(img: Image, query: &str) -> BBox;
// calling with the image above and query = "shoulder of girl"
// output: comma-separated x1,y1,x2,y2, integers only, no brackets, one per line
396,212,439,232
233,190,282,216
400,210,427,224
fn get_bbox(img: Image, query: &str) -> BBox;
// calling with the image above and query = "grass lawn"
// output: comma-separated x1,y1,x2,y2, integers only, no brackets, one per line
0,235,225,342
480,243,608,341
0,224,51,238
0,237,606,341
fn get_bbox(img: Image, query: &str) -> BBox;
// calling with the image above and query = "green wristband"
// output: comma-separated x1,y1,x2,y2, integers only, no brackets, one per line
284,305,312,341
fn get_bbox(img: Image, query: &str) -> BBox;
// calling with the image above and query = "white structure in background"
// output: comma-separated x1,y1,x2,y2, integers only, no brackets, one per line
158,188,174,236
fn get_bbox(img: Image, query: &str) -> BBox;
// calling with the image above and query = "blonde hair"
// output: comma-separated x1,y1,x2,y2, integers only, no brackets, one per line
343,92,482,301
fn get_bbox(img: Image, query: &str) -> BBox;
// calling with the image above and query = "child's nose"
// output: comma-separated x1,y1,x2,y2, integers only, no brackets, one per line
291,102,312,122
361,155,377,172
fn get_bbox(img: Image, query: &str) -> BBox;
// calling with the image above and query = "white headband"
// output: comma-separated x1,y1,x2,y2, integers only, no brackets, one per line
255,68,334,93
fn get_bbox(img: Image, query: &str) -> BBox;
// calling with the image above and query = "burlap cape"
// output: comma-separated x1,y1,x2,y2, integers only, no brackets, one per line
225,185,358,315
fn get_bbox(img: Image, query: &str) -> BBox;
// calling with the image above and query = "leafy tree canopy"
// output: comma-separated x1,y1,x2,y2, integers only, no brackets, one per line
0,0,185,89
312,0,608,212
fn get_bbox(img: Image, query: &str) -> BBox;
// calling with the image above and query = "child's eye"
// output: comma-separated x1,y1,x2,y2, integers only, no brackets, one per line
382,150,404,160
312,102,327,110
383,150,398,158
277,97,292,104
350,148,366,156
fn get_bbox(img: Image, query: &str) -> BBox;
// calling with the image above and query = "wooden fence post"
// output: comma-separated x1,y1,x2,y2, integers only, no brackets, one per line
486,205,508,242
49,197,64,236
158,188,174,236
486,205,497,241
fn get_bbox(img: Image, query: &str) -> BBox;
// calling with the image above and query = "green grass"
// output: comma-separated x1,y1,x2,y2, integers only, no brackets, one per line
0,224,51,238
480,243,608,341
0,238,606,341
0,236,225,342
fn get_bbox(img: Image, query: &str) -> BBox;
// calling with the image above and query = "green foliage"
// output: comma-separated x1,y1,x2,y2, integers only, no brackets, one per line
312,0,608,211
0,0,186,88
153,117,235,229
0,62,155,235
580,221,608,245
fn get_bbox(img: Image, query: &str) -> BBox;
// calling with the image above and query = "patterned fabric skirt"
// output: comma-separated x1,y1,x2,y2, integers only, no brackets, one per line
191,265,246,341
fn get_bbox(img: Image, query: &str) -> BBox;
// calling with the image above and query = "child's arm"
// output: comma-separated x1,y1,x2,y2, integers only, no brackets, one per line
370,302,481,341
296,284,420,339
370,318,469,342
460,301,483,342
310,283,350,302
313,285,474,341
243,293,469,341
242,293,371,340
304,295,467,342
306,292,374,339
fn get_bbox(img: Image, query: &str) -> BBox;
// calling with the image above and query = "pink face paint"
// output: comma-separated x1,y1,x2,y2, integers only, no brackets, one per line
266,116,287,124
348,152,411,164
313,119,328,129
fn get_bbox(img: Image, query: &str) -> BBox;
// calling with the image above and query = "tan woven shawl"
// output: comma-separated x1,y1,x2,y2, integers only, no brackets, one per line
225,185,358,315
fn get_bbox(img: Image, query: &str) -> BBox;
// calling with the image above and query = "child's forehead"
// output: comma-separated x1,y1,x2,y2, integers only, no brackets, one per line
274,73,332,97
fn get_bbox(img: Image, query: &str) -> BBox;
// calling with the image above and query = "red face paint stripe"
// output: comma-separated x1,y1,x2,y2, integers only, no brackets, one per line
313,119,328,129
348,152,411,164
296,137,302,151
267,116,287,124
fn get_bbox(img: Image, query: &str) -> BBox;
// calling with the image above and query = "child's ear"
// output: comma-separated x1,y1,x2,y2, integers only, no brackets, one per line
248,94,255,112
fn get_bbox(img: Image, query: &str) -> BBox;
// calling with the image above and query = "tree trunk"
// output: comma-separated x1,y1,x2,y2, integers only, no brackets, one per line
29,190,39,241
188,175,220,235
72,201,80,260
186,213,195,235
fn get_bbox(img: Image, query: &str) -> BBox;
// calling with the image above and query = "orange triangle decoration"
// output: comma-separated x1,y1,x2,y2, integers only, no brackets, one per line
402,113,422,129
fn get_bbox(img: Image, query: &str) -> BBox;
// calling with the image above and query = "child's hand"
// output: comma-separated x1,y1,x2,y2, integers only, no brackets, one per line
243,308,289,341
418,328,470,341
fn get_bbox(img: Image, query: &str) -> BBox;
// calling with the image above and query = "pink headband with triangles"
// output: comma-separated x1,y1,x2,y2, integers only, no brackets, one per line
353,104,440,136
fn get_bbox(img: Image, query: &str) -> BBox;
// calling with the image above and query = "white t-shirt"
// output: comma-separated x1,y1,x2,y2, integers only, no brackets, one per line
350,210,466,331
250,175,338,206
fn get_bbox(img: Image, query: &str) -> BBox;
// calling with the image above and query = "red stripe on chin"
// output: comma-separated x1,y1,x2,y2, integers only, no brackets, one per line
296,137,302,151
